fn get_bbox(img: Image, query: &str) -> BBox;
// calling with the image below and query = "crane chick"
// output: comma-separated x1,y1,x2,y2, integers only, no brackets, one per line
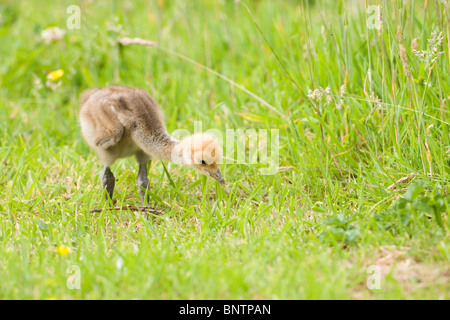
79,85,225,204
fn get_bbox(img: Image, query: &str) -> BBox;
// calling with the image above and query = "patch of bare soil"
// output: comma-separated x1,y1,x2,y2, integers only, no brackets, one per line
350,246,450,299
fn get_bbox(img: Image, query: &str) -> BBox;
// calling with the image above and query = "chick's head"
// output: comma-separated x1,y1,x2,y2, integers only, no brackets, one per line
175,133,225,185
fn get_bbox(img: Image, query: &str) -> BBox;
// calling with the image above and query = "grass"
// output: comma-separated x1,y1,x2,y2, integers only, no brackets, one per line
0,0,449,299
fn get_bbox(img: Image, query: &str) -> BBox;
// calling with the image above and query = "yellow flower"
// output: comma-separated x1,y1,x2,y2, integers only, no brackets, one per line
56,245,70,256
47,69,64,81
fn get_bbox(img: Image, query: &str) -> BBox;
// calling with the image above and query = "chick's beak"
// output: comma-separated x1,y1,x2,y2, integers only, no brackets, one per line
210,169,226,186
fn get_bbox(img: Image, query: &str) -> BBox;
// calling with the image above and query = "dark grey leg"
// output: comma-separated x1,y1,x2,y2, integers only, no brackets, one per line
101,166,115,203
136,162,151,205
136,152,151,205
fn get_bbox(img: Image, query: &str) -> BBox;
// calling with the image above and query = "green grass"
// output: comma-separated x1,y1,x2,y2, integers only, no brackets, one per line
0,0,449,299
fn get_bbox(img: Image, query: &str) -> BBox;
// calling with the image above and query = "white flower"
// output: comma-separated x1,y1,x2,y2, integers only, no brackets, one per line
116,257,124,270
41,27,65,44
307,88,322,101
307,84,346,109
339,84,346,96
413,30,445,66
45,80,61,91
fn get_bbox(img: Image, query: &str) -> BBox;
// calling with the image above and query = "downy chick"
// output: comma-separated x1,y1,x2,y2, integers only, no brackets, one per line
79,85,225,204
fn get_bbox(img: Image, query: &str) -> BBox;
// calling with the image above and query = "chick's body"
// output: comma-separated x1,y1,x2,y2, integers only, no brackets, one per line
80,85,174,165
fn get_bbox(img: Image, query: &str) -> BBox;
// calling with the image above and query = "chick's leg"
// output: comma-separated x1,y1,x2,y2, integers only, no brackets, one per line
101,166,115,203
136,152,151,205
